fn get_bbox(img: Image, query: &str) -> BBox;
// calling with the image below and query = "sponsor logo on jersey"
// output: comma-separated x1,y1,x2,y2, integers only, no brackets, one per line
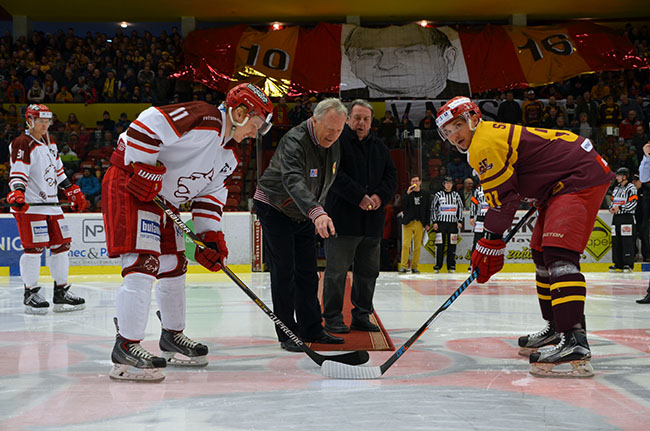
140,219,161,237
33,225,48,235
478,158,493,175
581,139,593,152
310,169,318,177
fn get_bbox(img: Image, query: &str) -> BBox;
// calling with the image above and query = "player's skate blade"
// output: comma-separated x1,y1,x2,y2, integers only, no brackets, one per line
529,360,594,378
159,326,209,367
528,329,594,378
110,334,167,382
109,364,166,382
52,284,85,312
24,286,49,315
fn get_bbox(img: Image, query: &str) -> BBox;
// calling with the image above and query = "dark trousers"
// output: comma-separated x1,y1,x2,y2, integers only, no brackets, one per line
612,213,636,269
635,213,650,260
323,235,380,324
254,200,323,341
435,221,458,270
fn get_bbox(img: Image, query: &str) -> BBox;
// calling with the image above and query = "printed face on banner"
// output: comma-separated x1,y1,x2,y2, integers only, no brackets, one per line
340,24,470,99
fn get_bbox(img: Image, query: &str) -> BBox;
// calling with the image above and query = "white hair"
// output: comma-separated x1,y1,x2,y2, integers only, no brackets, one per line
313,98,348,120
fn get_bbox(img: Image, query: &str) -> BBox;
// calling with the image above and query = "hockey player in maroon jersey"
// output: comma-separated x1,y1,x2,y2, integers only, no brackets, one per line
436,96,614,377
102,83,273,382
7,104,87,315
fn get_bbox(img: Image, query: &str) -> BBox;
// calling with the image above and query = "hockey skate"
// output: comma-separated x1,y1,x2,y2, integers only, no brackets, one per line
52,284,85,312
109,318,167,382
24,286,49,315
517,320,562,357
157,310,208,366
529,329,594,378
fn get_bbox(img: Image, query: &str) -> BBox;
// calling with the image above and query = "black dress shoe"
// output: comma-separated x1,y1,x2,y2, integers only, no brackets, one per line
280,339,302,352
350,319,380,332
324,321,350,334
636,293,650,304
305,330,344,344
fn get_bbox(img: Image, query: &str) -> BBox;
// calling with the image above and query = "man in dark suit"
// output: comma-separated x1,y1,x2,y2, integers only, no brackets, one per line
322,99,398,333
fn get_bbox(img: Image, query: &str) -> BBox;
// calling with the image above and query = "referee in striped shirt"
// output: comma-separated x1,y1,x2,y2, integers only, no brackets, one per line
431,177,464,273
609,167,638,272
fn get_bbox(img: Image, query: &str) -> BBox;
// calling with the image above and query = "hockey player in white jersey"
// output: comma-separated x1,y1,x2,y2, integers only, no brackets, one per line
102,83,273,382
7,104,87,315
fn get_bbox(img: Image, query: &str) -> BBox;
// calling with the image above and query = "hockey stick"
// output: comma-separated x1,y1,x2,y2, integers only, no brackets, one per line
0,202,73,207
152,196,369,367
322,206,537,379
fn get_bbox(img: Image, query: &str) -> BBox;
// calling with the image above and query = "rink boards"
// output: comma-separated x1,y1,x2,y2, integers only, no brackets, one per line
0,209,625,275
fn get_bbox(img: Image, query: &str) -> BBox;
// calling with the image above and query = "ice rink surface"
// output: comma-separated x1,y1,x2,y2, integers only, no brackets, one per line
1,270,649,431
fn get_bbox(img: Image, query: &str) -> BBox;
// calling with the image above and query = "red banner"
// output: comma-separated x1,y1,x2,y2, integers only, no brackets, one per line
174,23,341,96
460,22,648,93
174,22,647,97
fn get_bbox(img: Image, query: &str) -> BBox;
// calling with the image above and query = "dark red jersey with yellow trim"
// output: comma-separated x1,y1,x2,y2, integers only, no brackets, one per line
467,121,614,234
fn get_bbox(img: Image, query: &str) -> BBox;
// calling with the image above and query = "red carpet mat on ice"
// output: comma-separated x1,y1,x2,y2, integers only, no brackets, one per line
306,272,395,352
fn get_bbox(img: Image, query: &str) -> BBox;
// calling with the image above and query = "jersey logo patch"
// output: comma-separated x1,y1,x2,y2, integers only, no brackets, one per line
174,168,215,201
478,158,493,175
310,169,318,177
219,162,232,174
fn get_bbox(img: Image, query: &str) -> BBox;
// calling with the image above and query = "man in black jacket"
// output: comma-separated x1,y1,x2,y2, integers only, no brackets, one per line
496,91,522,125
254,98,348,351
322,100,397,333
399,176,431,273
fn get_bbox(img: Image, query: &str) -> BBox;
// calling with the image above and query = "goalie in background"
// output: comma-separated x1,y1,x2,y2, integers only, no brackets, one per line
437,96,613,378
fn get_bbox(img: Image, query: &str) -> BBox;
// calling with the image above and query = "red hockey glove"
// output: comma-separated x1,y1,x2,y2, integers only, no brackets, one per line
126,162,166,202
471,237,506,283
64,184,87,212
195,231,229,272
7,189,29,213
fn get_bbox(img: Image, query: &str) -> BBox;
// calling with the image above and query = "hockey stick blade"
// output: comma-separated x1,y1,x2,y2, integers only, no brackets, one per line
152,196,370,367
322,207,537,379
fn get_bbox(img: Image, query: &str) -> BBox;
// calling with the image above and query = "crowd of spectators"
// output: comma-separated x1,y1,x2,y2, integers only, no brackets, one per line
1,23,650,213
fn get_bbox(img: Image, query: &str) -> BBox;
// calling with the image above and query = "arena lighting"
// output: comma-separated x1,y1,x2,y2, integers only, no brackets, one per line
271,22,283,31
120,21,128,28
419,20,429,27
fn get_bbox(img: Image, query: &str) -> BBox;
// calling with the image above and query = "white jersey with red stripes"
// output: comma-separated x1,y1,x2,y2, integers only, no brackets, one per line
9,132,65,216
116,101,237,234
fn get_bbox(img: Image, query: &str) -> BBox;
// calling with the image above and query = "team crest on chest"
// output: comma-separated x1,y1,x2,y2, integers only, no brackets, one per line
174,168,214,200
478,158,493,175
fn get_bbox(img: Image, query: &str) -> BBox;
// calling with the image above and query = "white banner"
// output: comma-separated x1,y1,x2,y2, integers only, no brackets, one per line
340,24,470,99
